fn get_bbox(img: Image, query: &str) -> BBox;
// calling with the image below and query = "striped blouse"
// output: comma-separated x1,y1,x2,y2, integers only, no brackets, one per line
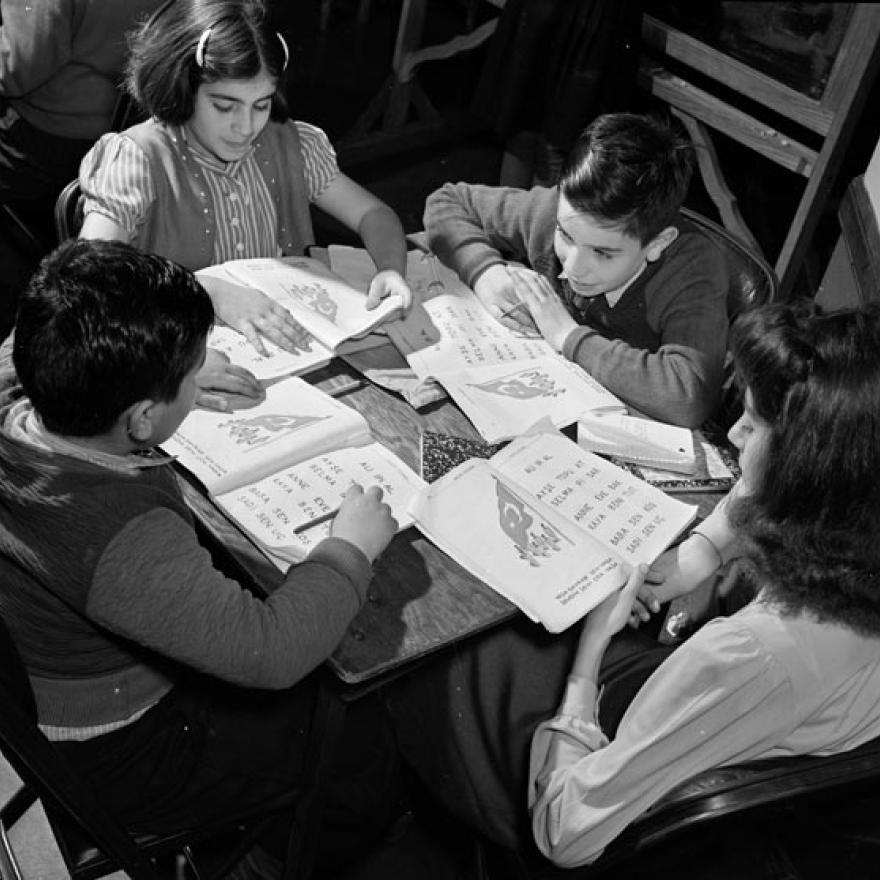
79,120,339,264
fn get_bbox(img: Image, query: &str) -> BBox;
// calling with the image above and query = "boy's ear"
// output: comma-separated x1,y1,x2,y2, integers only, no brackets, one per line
124,399,157,444
645,226,679,263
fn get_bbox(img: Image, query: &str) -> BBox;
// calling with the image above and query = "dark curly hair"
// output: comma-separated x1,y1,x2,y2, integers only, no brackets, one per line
558,113,694,245
125,0,289,125
730,301,880,635
14,239,214,437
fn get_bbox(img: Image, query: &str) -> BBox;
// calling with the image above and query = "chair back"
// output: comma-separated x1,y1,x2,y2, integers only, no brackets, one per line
0,609,339,879
54,180,84,244
680,207,778,432
680,206,778,322
0,616,162,879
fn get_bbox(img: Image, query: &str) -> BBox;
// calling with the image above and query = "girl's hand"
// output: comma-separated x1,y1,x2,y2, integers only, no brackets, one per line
583,564,649,644
365,268,413,314
330,484,398,563
508,266,578,351
200,274,313,356
629,535,722,628
572,565,647,680
196,348,265,411
473,264,540,336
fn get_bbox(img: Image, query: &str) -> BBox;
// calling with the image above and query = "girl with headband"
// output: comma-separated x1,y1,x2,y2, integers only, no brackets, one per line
78,0,413,409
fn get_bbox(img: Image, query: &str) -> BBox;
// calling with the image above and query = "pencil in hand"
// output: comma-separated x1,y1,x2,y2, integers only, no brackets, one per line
292,506,341,534
497,299,539,336
499,300,528,319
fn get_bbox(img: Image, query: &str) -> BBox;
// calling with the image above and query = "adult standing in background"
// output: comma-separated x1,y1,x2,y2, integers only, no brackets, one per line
0,0,164,337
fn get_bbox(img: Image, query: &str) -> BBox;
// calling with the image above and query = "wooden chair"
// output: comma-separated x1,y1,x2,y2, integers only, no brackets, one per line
480,730,880,878
638,4,880,299
0,612,342,879
678,205,778,433
54,179,84,243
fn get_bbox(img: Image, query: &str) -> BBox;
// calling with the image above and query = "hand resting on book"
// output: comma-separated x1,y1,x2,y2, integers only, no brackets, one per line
195,347,265,412
473,264,540,336
629,531,724,627
199,272,314,356
330,484,398,564
364,267,414,314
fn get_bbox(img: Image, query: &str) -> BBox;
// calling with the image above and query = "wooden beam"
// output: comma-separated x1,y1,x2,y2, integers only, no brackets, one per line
838,176,880,305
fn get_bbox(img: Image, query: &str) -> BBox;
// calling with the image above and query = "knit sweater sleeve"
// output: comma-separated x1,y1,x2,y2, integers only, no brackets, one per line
87,506,371,689
561,233,728,427
424,183,558,287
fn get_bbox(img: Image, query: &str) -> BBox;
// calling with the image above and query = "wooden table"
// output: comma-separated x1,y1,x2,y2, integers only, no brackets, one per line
179,353,725,689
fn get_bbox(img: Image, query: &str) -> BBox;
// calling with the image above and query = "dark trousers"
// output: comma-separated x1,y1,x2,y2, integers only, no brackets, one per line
386,616,672,850
57,671,403,867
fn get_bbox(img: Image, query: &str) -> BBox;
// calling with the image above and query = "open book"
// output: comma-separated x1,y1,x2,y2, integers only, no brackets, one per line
197,255,404,353
409,432,697,632
436,356,626,443
330,247,555,394
213,441,426,569
207,324,333,381
162,375,425,566
161,376,372,495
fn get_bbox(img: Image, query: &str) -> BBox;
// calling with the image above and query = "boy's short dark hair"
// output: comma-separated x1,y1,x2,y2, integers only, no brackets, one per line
558,113,695,244
14,239,214,437
126,0,289,125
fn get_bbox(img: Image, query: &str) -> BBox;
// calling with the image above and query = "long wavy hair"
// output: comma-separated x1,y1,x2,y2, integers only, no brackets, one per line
730,302,880,634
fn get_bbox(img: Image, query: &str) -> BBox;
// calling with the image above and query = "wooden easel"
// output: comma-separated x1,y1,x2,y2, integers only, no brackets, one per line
639,4,880,299
336,0,504,165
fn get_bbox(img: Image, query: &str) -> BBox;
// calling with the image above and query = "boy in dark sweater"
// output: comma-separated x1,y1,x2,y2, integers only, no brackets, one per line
0,238,400,867
425,113,729,427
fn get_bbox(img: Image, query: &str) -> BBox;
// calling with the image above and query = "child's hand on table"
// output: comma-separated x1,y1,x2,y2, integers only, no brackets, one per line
196,348,265,412
365,268,413,315
200,274,313,356
507,266,578,351
331,484,397,563
473,264,540,336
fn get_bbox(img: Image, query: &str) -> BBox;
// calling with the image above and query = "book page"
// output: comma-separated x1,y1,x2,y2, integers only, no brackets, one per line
384,253,555,380
215,441,426,565
409,459,627,632
220,256,404,350
435,356,625,443
491,433,697,566
207,324,333,381
161,376,371,495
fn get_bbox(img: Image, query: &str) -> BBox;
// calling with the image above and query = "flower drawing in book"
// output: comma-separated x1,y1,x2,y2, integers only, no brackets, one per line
469,367,562,399
221,413,327,452
494,477,573,567
293,282,339,323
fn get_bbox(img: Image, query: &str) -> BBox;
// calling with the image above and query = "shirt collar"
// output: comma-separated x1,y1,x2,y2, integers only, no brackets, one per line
561,261,647,309
5,399,170,473
180,125,255,176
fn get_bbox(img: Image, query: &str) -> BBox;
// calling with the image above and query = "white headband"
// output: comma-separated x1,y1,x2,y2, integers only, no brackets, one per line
194,27,289,71
277,32,289,71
